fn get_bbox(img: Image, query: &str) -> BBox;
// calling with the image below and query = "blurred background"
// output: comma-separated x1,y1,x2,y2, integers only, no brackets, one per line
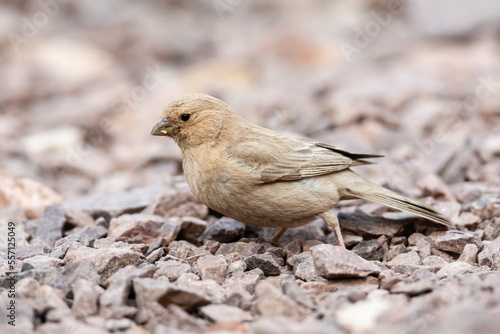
1,0,500,207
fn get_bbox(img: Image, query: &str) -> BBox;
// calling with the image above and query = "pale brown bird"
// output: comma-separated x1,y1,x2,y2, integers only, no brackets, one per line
151,93,452,247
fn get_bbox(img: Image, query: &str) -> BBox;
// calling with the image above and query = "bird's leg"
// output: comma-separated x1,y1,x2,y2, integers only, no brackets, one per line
319,212,345,248
268,227,287,247
240,227,287,247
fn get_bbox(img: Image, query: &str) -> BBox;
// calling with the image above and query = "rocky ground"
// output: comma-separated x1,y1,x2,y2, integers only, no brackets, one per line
1,1,500,334
1,180,500,334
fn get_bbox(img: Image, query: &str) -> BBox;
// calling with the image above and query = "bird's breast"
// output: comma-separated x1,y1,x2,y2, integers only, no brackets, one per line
182,150,234,207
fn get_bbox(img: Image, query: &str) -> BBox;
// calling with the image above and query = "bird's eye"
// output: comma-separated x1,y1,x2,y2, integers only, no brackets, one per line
181,114,191,122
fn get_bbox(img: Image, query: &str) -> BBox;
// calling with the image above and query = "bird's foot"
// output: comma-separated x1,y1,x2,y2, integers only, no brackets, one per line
319,212,346,248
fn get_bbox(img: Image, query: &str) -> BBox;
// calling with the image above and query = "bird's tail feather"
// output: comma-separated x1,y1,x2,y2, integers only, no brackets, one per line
342,171,453,228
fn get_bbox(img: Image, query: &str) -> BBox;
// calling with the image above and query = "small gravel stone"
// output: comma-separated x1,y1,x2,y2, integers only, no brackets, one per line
311,244,380,279
72,278,104,318
458,244,478,265
343,235,364,247
451,212,481,228
430,248,455,262
245,254,281,276
32,205,66,250
379,270,405,290
437,261,479,279
254,278,310,318
146,247,165,263
266,247,286,263
103,264,156,288
200,239,220,254
422,256,449,267
167,240,210,264
226,260,247,274
216,242,265,257
65,242,143,283
303,239,323,251
416,239,432,259
78,225,108,247
200,304,252,323
133,278,171,308
177,216,207,243
471,195,500,221
197,254,228,284
134,278,209,311
478,236,500,268
21,256,64,271
282,279,316,310
483,217,500,241
391,236,408,246
391,278,435,296
200,217,246,243
143,190,208,220
109,214,180,245
386,244,408,262
408,233,426,246
288,252,318,281
35,285,72,321
352,239,384,261
224,270,262,295
433,201,462,219
154,260,191,282
388,251,422,266
431,230,483,254
175,273,226,305
338,211,415,237
283,240,303,255
16,243,45,260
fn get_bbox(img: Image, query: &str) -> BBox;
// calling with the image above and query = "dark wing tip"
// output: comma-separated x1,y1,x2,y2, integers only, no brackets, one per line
353,159,377,166
315,142,384,160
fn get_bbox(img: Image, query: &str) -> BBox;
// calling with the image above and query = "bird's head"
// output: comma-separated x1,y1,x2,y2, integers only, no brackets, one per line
151,93,237,149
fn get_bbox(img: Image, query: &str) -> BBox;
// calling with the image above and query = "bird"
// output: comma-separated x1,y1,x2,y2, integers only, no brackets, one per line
151,93,452,247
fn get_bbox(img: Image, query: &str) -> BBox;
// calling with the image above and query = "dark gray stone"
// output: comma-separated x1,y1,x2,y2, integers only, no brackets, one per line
245,254,281,276
177,216,207,243
15,243,44,260
352,239,384,261
200,217,246,243
288,252,318,282
146,247,165,263
33,205,66,250
339,211,416,238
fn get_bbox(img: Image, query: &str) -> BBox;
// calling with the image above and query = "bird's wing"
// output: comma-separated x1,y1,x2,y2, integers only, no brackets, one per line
227,136,383,183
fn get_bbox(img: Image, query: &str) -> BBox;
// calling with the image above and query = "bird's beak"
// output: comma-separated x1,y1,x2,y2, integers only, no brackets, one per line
151,118,174,136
